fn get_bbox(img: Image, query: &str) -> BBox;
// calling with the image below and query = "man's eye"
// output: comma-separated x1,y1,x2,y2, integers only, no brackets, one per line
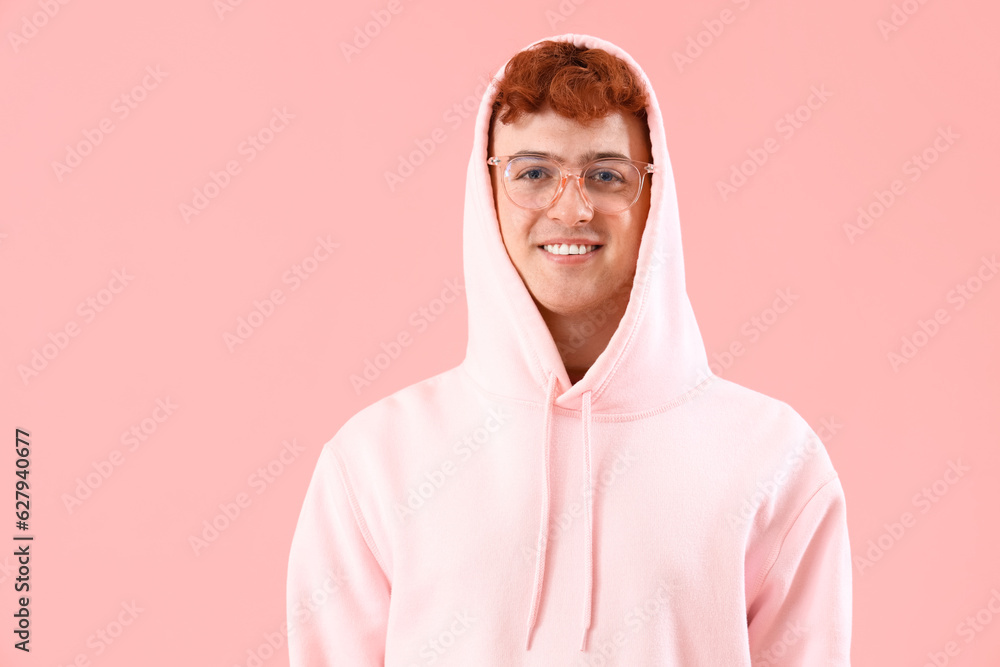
591,170,624,183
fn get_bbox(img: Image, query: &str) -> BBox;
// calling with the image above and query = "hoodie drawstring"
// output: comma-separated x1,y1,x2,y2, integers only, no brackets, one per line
580,388,593,651
524,372,557,650
524,371,595,653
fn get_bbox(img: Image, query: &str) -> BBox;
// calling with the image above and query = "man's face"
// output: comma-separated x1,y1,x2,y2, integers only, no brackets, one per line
489,105,652,319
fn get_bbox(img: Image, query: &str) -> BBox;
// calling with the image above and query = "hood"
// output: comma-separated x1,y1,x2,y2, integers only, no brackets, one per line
460,33,712,652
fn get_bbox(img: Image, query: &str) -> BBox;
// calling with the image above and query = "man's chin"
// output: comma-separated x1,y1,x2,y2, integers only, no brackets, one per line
528,286,605,317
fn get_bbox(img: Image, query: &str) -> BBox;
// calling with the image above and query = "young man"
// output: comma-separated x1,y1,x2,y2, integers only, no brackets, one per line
287,34,852,665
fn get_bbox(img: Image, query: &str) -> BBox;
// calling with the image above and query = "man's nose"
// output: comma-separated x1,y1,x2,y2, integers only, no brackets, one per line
547,175,593,224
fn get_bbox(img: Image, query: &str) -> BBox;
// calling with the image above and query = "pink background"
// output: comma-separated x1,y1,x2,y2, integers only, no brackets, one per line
2,0,998,665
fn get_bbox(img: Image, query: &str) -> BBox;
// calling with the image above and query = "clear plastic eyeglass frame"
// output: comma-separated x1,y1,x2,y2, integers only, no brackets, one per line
487,154,656,214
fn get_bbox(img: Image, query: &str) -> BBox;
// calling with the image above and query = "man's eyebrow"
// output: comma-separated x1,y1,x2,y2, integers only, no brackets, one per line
511,149,631,161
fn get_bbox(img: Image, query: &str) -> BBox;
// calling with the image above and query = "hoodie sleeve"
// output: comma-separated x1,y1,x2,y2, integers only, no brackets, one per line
286,443,391,666
746,475,853,666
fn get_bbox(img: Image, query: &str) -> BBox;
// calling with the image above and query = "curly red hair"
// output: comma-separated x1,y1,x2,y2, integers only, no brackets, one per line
489,40,649,133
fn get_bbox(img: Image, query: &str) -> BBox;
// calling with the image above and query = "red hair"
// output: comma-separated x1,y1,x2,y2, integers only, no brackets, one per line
489,40,649,131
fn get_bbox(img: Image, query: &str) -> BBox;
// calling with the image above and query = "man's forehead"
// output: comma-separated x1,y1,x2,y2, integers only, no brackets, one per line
492,111,647,161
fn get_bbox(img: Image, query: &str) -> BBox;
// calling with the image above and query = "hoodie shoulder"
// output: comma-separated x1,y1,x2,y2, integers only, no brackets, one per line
698,374,841,483
701,373,798,412
703,374,822,435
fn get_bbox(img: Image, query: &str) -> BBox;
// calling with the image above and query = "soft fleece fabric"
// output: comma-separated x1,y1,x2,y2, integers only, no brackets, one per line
287,33,852,666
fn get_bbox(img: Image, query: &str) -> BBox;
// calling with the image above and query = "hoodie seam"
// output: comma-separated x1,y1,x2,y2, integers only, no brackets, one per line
460,362,716,421
747,472,840,605
328,445,392,583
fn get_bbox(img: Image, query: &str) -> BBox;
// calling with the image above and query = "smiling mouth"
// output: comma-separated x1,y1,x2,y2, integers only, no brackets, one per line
539,243,602,255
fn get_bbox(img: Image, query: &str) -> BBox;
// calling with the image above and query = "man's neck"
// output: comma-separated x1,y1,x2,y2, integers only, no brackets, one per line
537,288,630,385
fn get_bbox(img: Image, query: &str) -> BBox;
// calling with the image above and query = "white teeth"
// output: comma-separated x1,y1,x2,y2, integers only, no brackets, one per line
542,244,597,255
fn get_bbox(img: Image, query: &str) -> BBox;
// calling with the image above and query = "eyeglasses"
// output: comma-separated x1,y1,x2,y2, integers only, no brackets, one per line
487,154,655,214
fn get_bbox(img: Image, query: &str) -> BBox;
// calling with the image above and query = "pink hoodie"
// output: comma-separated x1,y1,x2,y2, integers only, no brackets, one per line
287,33,852,666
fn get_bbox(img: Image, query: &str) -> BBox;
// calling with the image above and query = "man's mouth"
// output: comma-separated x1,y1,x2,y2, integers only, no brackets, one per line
540,244,601,256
